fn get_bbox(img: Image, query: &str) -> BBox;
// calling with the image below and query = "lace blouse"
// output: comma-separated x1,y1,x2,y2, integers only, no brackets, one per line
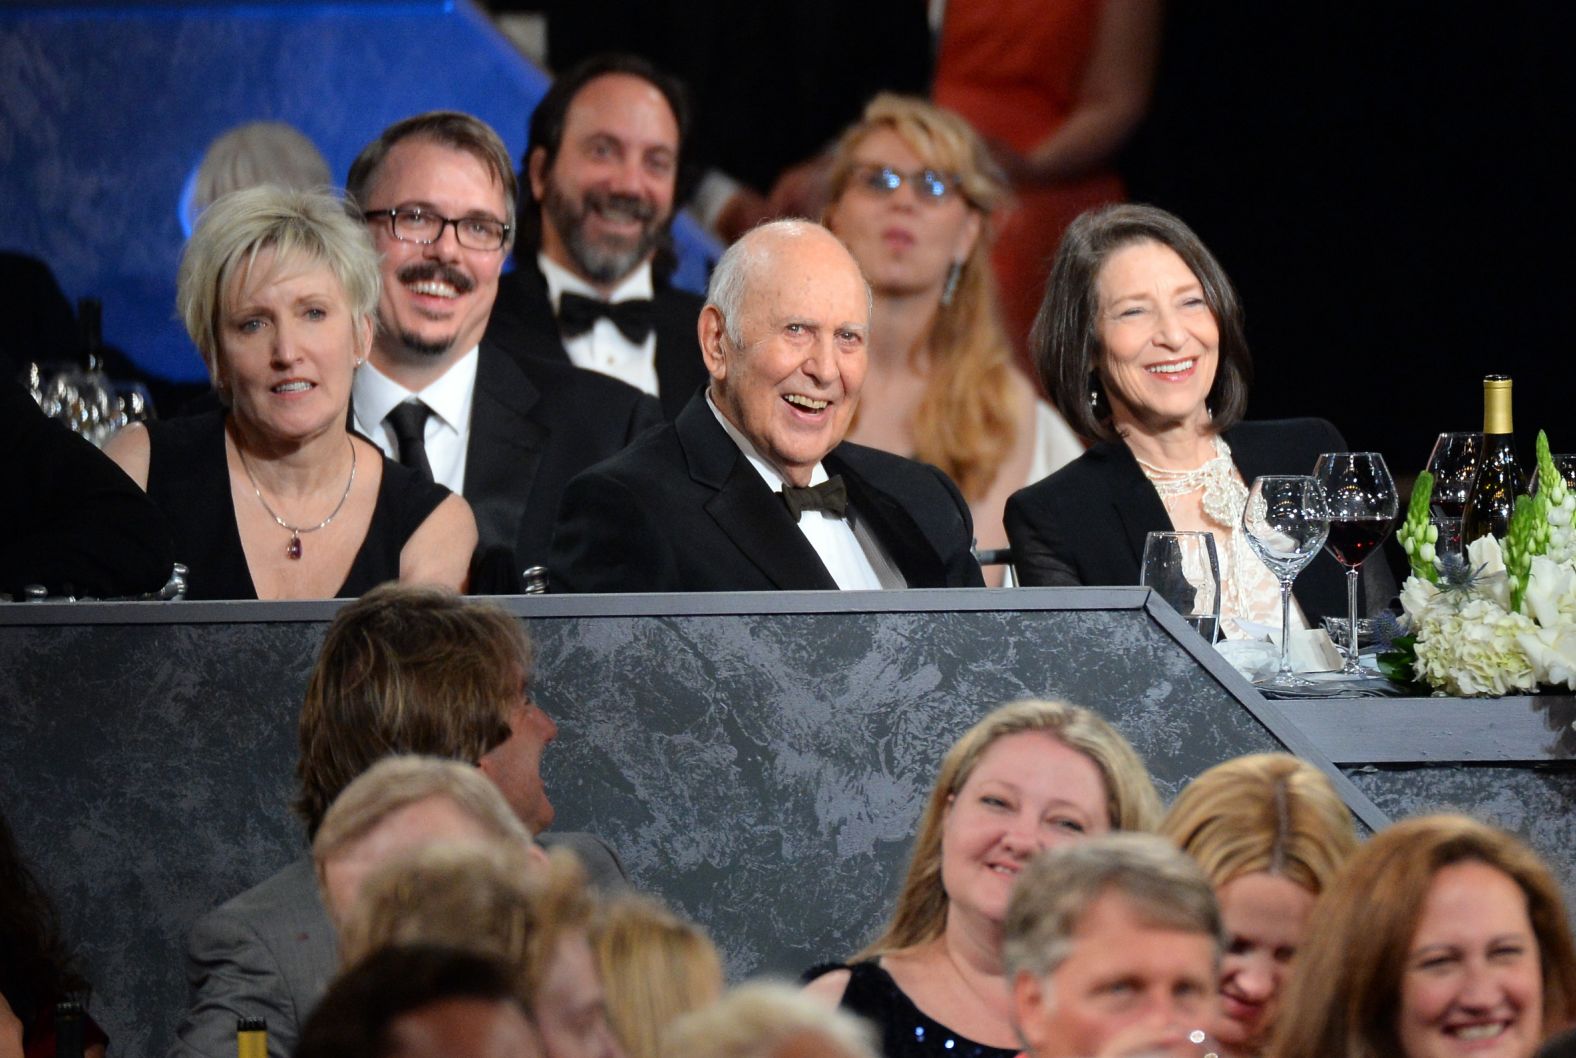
1135,434,1308,640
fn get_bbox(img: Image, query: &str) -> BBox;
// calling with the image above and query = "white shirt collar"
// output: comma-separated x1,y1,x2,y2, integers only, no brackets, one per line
705,389,830,491
538,252,655,309
352,346,480,438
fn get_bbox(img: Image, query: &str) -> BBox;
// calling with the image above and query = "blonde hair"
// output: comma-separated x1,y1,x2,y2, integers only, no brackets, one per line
1158,753,1357,894
311,756,531,876
1268,814,1576,1058
857,699,1161,958
339,841,586,1007
193,121,331,215
662,981,878,1058
826,93,1017,502
592,894,724,1058
177,184,378,386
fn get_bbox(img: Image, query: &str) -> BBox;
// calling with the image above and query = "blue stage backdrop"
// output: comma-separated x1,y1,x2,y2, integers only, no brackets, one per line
0,0,717,384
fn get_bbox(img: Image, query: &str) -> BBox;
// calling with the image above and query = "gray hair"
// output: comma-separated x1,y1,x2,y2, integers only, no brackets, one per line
1003,833,1224,982
193,121,332,215
704,219,871,347
312,755,532,873
661,981,878,1058
177,184,379,385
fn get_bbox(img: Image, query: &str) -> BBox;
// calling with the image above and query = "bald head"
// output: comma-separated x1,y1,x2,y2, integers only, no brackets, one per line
697,221,871,486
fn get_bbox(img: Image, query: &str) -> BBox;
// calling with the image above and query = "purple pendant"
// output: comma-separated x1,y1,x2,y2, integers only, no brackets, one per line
286,535,303,560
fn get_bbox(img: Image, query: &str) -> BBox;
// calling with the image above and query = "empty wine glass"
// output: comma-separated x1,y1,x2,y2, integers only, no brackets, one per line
1141,531,1221,644
1314,453,1399,676
1240,475,1329,689
1425,431,1482,561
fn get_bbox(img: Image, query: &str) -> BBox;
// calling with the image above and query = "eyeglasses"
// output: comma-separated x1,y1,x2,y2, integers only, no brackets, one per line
364,207,511,251
850,165,960,203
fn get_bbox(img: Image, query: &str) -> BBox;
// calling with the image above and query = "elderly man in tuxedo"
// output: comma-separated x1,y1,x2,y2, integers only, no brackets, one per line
485,53,707,419
548,219,983,592
167,585,625,1058
345,111,659,591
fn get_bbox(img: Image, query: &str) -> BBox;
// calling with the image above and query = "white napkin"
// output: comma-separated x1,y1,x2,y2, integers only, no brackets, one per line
1217,622,1343,682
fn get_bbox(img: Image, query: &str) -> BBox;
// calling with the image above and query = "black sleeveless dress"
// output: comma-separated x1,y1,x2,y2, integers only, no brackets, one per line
144,411,452,600
803,961,1019,1058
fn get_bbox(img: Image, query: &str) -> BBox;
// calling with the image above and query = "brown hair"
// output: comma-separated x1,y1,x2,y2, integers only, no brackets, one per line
857,699,1161,958
1158,753,1357,894
592,894,724,1058
1034,203,1252,443
294,583,528,836
1268,814,1576,1058
347,110,518,237
825,94,1018,502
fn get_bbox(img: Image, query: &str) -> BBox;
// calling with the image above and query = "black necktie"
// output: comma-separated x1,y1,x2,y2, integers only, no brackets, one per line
781,476,848,521
557,291,656,343
385,400,434,483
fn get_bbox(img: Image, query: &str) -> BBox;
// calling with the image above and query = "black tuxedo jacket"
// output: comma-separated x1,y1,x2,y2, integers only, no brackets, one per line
458,339,662,590
547,392,985,593
485,257,707,420
1003,418,1395,622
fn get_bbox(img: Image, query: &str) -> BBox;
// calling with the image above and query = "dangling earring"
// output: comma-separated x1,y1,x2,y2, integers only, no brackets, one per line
1088,372,1106,415
940,261,962,308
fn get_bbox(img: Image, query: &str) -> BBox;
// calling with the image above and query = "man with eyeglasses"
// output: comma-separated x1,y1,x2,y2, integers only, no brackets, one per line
346,111,660,590
483,54,708,421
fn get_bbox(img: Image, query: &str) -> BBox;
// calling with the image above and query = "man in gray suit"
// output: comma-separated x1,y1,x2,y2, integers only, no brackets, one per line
168,584,625,1058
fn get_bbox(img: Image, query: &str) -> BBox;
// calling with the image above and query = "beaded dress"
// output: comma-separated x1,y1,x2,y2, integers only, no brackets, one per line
804,961,1017,1058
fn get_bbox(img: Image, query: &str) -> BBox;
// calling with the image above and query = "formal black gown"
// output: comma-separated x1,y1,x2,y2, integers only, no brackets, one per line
804,961,1018,1058
144,410,451,600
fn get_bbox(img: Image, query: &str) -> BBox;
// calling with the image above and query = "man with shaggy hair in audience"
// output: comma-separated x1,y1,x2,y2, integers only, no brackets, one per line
548,219,983,592
486,53,707,420
168,583,623,1058
295,944,542,1058
1004,834,1225,1058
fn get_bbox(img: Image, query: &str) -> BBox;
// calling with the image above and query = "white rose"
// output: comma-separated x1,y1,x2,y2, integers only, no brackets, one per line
1519,625,1576,690
1465,535,1513,610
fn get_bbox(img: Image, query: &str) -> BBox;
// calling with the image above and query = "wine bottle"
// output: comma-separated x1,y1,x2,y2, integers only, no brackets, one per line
1461,375,1525,545
55,1000,85,1058
237,1017,268,1058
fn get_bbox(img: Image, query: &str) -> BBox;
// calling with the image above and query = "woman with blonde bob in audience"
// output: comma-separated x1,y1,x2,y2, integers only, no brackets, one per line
1269,814,1576,1058
1159,754,1358,1057
592,894,725,1058
107,185,474,599
822,96,1082,583
804,698,1162,1058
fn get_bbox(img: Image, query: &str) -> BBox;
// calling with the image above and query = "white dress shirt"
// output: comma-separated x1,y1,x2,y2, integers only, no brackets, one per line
706,393,902,590
538,253,660,398
351,348,480,494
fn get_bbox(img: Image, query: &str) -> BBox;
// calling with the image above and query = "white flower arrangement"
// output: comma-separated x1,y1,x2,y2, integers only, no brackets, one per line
1393,432,1576,696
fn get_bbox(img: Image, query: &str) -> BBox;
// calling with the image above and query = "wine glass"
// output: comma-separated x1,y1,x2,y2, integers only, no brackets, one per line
1425,431,1482,561
1532,454,1576,495
1314,453,1399,677
1140,531,1221,644
1240,475,1330,689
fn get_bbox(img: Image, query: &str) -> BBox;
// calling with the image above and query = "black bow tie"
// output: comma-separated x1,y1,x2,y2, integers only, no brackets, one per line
557,291,656,343
781,476,848,521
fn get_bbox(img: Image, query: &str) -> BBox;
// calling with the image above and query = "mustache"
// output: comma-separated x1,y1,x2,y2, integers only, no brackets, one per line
587,190,658,224
396,261,476,294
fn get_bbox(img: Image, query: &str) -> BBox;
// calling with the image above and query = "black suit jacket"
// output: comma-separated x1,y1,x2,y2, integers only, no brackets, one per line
458,339,662,590
485,257,706,420
547,392,985,593
1003,418,1395,622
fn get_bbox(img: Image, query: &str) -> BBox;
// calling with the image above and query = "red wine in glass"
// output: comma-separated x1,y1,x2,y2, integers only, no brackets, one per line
1325,517,1394,568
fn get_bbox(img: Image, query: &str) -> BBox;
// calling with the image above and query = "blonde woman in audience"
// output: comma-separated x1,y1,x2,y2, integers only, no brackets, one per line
338,840,624,1058
822,95,1082,583
1159,754,1358,1057
665,981,880,1058
804,698,1162,1058
1269,814,1576,1058
592,894,724,1058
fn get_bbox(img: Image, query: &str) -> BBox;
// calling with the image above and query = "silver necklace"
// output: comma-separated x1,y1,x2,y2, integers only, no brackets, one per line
238,437,357,560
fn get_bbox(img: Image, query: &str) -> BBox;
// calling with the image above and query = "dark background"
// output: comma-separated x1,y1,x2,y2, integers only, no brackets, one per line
1123,5,1576,474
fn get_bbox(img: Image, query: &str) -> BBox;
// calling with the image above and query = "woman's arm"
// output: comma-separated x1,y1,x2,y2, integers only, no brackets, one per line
1004,490,1085,587
100,421,151,489
399,493,478,592
1003,0,1163,186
